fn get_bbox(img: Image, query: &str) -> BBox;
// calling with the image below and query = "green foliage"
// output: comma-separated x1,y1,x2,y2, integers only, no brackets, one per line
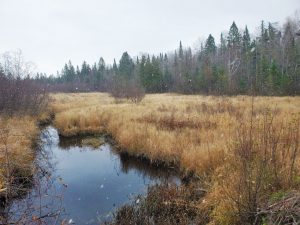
139,55,164,93
179,41,184,59
118,52,134,78
242,26,251,53
205,34,216,55
270,190,288,202
62,61,76,82
228,21,241,47
43,17,299,96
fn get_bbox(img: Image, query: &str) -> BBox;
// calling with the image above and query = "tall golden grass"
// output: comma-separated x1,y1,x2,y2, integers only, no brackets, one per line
52,93,299,168
0,116,39,197
51,93,300,224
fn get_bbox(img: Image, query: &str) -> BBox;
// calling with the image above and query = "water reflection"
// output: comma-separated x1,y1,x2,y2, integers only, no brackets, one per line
118,152,178,181
5,127,179,225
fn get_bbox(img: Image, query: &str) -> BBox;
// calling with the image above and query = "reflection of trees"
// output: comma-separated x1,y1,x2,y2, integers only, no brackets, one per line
58,135,84,149
0,128,64,224
117,151,179,183
58,135,102,151
58,133,180,183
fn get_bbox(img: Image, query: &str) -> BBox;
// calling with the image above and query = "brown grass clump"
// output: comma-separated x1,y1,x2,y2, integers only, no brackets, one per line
50,93,300,224
105,183,209,225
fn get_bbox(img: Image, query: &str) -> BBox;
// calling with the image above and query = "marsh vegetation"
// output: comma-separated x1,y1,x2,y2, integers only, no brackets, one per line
0,9,300,225
52,93,300,225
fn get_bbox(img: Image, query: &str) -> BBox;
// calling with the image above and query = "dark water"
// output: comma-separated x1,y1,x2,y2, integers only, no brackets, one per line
9,127,179,224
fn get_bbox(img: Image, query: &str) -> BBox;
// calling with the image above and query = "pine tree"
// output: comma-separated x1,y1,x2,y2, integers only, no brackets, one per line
68,60,75,81
179,41,184,59
113,59,118,73
242,26,251,53
119,52,134,79
174,50,178,66
228,22,241,47
220,33,227,55
98,57,105,71
205,34,217,55
139,55,147,88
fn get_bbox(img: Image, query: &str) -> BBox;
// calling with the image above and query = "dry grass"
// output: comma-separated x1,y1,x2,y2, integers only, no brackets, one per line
0,116,39,198
105,183,208,225
51,93,300,224
52,93,299,171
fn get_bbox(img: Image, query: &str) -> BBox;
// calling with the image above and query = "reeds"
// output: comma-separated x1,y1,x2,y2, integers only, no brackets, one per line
0,116,38,200
51,93,300,224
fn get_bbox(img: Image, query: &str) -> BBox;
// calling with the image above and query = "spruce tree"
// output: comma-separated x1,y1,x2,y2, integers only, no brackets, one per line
119,52,134,79
179,41,184,59
228,22,241,47
242,26,251,53
205,34,217,55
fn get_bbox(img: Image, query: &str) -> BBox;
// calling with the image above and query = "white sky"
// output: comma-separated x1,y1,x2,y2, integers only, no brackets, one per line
0,0,299,75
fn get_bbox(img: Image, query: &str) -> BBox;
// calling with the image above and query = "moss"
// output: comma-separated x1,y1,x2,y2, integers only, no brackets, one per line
294,176,300,185
270,190,288,202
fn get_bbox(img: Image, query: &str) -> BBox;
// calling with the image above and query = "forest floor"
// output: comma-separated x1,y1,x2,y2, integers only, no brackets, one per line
51,93,300,224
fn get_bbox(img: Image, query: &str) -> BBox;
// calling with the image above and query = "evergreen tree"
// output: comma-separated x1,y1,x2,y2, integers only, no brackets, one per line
179,41,184,59
228,22,241,47
113,59,118,73
220,33,227,55
119,52,134,79
242,26,251,53
205,34,217,55
47,16,299,95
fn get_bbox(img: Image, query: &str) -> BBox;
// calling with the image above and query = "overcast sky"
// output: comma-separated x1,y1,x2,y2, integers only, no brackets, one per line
0,0,299,75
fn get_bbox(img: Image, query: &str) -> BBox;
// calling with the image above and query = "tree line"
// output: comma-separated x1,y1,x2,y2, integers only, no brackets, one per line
24,16,300,95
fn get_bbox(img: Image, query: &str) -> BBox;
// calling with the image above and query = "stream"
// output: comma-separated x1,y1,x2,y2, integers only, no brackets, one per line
7,126,179,224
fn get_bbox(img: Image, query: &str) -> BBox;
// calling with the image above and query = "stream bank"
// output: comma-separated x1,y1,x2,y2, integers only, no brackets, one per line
6,126,181,224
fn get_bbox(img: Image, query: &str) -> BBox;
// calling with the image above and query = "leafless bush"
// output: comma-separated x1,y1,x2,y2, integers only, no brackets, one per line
0,75,48,116
1,49,35,79
215,101,300,224
0,50,48,116
109,78,145,103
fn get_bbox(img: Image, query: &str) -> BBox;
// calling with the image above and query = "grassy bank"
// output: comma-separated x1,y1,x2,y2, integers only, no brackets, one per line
0,116,39,199
51,93,300,224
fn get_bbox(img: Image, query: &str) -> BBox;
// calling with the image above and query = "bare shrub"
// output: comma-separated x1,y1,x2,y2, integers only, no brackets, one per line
0,75,48,116
258,191,300,224
0,51,48,116
109,77,145,103
210,103,300,224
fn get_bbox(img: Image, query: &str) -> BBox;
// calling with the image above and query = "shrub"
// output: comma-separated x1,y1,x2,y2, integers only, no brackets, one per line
0,50,48,116
109,77,145,103
209,105,300,224
0,75,48,116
